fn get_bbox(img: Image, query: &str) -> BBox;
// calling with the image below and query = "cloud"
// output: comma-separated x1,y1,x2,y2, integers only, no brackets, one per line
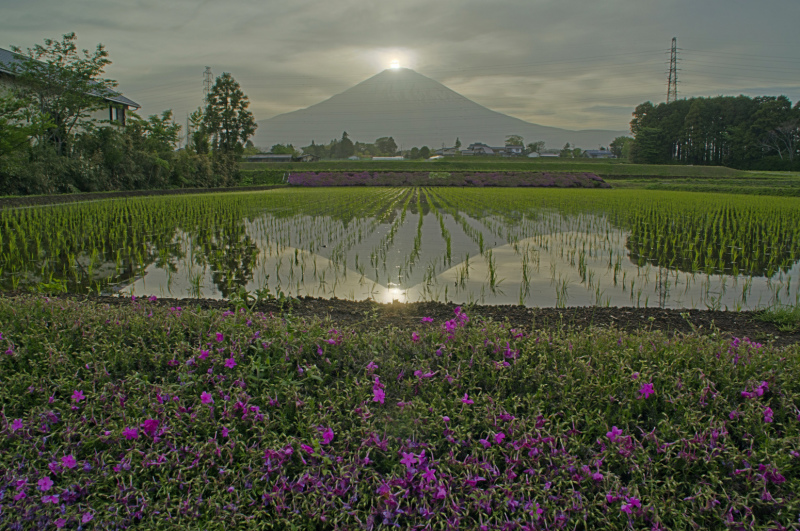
1,0,798,129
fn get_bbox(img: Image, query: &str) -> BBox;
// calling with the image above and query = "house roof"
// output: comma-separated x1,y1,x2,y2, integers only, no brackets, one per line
0,47,140,109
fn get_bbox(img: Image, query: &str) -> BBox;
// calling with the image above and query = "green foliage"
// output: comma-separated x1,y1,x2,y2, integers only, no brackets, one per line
629,95,800,169
505,134,523,146
756,305,800,333
609,136,633,159
203,72,257,155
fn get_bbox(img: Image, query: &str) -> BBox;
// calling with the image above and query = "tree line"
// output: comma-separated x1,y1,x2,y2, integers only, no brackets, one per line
0,33,257,195
629,95,799,169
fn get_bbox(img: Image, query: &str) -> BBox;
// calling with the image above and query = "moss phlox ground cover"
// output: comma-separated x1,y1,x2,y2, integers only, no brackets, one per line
0,295,799,528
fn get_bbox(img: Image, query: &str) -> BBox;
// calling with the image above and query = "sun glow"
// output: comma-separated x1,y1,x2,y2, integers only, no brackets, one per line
390,60,400,69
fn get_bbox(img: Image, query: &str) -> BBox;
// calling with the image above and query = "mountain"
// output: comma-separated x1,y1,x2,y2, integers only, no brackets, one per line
253,68,628,151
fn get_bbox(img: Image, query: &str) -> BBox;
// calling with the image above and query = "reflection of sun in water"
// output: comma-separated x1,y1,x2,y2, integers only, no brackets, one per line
390,60,400,69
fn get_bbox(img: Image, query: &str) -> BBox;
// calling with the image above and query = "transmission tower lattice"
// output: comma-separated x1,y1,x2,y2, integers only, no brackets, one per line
667,37,678,103
203,66,214,102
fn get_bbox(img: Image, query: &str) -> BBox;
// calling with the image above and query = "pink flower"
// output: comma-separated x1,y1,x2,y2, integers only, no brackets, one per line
606,426,623,442
421,317,434,323
55,519,66,528
372,376,385,404
224,357,237,369
300,444,314,454
199,349,210,360
411,332,420,342
148,295,157,302
71,389,85,402
82,512,94,523
461,393,474,405
10,418,23,431
201,391,214,404
141,419,159,437
422,468,436,482
764,407,774,423
442,416,450,423
43,494,59,504
61,455,77,469
639,383,655,399
400,452,417,470
366,361,378,372
321,427,334,445
592,471,604,482
122,427,139,440
478,439,491,449
38,477,54,491
215,332,224,343
494,433,505,445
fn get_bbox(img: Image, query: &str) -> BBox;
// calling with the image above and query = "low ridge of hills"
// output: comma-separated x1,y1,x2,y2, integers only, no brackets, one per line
253,68,628,151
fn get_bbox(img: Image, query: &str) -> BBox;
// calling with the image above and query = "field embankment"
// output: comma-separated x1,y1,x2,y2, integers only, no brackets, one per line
1,294,798,529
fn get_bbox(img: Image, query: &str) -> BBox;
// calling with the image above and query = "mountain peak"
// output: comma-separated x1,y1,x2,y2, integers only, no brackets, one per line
254,70,627,149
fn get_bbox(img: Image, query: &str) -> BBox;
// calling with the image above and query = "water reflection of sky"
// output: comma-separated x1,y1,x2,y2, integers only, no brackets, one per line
123,208,800,311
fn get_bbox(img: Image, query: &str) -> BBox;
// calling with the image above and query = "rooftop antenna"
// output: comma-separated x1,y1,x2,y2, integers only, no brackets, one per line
203,66,214,102
666,37,679,103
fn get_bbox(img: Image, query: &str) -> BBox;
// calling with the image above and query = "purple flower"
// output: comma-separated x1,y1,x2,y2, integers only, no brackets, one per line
43,494,59,504
592,471,604,482
61,455,77,469
300,444,314,454
38,477,54,491
764,407,774,423
55,519,66,529
123,427,139,440
10,418,23,431
421,317,434,323
201,391,214,404
366,361,378,372
224,357,237,369
141,419,159,437
372,376,385,404
606,426,623,442
82,512,94,524
422,468,436,482
478,439,491,449
71,389,85,402
411,332,420,342
199,349,210,360
639,383,655,399
215,332,224,343
321,427,334,445
461,393,474,405
494,433,505,445
442,416,450,423
400,452,417,470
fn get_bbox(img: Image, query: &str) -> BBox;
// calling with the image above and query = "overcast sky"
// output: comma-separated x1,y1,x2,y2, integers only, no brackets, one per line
2,0,799,132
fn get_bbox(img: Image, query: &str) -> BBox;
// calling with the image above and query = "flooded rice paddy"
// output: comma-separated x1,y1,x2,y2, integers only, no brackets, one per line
2,187,799,309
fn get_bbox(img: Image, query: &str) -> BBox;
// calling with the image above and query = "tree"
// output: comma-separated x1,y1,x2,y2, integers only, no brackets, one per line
332,131,355,159
375,136,398,156
203,73,257,155
419,146,430,159
270,144,297,155
188,107,209,154
609,136,634,159
409,147,420,159
526,141,545,155
10,32,117,156
0,93,42,161
454,137,461,150
506,134,523,146
572,147,582,158
559,143,572,158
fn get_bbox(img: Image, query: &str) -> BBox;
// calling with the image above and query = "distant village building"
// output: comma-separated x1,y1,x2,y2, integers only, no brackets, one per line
0,47,140,126
435,143,523,157
582,150,616,159
372,156,405,161
245,154,293,162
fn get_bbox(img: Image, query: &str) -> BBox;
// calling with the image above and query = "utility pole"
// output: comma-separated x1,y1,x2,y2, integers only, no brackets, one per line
186,114,190,149
667,37,679,103
203,66,214,102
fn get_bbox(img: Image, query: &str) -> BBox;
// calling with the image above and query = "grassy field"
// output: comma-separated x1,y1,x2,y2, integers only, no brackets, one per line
0,294,798,529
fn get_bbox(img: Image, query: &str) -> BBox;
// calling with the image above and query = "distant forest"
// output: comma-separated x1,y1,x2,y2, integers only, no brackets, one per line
629,95,799,170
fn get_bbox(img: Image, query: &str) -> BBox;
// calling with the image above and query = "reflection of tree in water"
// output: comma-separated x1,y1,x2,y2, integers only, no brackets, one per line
625,208,800,277
193,220,259,298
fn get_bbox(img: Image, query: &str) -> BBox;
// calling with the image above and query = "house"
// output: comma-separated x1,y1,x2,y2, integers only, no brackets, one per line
433,147,459,156
0,47,140,125
582,150,616,159
372,156,404,161
465,143,524,157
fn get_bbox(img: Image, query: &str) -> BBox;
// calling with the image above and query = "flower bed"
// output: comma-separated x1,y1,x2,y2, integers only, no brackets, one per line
0,295,798,529
287,171,610,188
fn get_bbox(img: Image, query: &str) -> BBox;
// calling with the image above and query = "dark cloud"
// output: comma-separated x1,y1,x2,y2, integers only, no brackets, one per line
1,0,798,130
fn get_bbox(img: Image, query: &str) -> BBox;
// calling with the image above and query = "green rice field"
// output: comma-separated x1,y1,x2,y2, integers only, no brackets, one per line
2,187,800,309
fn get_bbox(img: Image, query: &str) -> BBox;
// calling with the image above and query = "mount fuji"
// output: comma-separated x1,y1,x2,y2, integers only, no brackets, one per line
253,68,628,151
